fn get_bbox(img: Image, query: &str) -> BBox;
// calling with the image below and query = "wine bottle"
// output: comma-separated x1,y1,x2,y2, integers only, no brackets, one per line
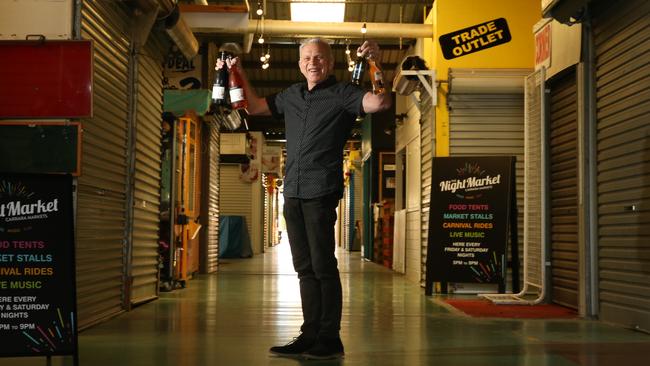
228,62,248,110
367,58,385,95
351,55,366,86
211,51,229,106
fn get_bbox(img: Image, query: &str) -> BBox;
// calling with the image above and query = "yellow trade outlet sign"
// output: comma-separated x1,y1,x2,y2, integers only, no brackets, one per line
439,18,512,60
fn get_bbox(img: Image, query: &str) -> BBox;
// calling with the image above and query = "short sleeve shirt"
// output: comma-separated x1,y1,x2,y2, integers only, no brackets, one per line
266,75,366,199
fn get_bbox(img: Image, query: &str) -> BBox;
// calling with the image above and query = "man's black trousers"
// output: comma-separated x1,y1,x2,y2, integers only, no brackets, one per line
283,192,342,339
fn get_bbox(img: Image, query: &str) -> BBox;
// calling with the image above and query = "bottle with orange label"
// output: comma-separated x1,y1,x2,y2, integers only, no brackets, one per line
367,56,385,95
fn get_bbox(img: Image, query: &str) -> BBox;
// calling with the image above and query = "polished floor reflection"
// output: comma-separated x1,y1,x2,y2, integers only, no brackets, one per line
3,242,648,366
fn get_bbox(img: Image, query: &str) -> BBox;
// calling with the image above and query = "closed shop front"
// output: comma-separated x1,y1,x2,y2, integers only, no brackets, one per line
448,69,528,288
420,93,435,287
547,69,579,309
201,120,221,273
130,34,166,304
592,0,650,330
219,164,254,248
77,0,131,328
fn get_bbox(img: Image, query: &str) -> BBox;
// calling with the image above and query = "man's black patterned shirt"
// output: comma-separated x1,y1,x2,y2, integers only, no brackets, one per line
266,75,365,199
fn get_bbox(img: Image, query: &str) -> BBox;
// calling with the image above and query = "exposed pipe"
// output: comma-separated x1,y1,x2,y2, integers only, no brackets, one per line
165,5,199,60
250,20,433,39
180,4,433,40
188,19,433,39
155,0,175,14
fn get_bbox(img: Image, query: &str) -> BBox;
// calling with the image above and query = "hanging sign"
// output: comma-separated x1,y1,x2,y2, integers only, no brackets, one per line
535,21,552,70
425,157,514,285
439,18,512,60
0,41,93,118
163,45,202,90
262,145,282,174
0,174,78,359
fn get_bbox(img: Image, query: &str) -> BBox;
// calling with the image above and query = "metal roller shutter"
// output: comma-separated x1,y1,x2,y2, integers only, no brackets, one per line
344,173,355,250
262,186,271,250
448,69,529,290
202,122,220,273
354,167,363,250
130,34,165,304
405,140,421,284
219,165,253,240
548,69,579,309
420,93,434,287
77,0,130,328
593,0,650,331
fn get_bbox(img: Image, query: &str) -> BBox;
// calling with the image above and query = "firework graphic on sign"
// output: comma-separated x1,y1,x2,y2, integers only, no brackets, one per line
0,180,34,200
453,162,489,200
21,308,75,353
456,162,485,178
469,251,501,283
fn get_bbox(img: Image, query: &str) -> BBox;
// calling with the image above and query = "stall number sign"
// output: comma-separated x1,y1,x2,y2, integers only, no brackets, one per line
439,18,512,60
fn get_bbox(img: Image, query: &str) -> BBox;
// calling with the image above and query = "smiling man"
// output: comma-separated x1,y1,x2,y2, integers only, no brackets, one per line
217,37,391,360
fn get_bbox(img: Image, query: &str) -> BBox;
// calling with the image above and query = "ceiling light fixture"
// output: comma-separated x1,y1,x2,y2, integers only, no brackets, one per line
291,0,345,22
256,1,264,16
261,44,271,70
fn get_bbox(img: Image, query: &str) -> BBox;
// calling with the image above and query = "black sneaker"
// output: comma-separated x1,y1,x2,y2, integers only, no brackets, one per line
303,337,345,360
269,334,316,357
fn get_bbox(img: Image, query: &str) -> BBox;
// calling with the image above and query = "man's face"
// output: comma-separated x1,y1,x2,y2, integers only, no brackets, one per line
299,42,334,88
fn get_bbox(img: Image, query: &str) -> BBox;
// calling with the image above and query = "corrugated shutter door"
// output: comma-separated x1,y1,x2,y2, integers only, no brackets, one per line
593,0,650,330
448,69,528,289
219,165,253,239
77,1,130,328
264,185,270,249
344,180,351,249
420,93,434,286
354,168,363,249
204,123,220,273
130,35,165,304
405,139,421,285
548,70,579,309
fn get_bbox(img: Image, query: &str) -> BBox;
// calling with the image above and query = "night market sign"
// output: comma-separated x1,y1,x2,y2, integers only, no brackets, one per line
425,157,515,288
0,174,78,363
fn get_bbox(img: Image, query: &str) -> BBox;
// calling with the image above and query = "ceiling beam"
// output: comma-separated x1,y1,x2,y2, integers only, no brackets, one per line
242,61,398,70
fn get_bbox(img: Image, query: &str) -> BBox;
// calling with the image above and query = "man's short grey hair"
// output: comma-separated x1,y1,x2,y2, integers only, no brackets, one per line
299,37,333,60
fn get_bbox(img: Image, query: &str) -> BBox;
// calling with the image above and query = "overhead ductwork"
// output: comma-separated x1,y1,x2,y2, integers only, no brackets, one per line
133,0,199,60
249,20,432,39
180,4,433,41
164,5,199,60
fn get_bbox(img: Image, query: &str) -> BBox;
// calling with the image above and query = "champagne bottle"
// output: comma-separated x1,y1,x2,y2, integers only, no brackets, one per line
228,62,248,110
367,58,385,95
211,51,229,106
351,55,366,86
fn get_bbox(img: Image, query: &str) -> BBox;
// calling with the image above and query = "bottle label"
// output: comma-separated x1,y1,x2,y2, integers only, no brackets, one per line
374,71,384,86
229,87,245,103
212,85,225,100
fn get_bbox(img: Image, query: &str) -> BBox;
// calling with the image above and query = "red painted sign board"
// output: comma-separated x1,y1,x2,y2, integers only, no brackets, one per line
0,40,93,119
535,23,551,70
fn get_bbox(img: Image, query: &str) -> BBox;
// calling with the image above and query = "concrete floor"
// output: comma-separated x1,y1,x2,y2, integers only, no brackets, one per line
2,241,648,366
